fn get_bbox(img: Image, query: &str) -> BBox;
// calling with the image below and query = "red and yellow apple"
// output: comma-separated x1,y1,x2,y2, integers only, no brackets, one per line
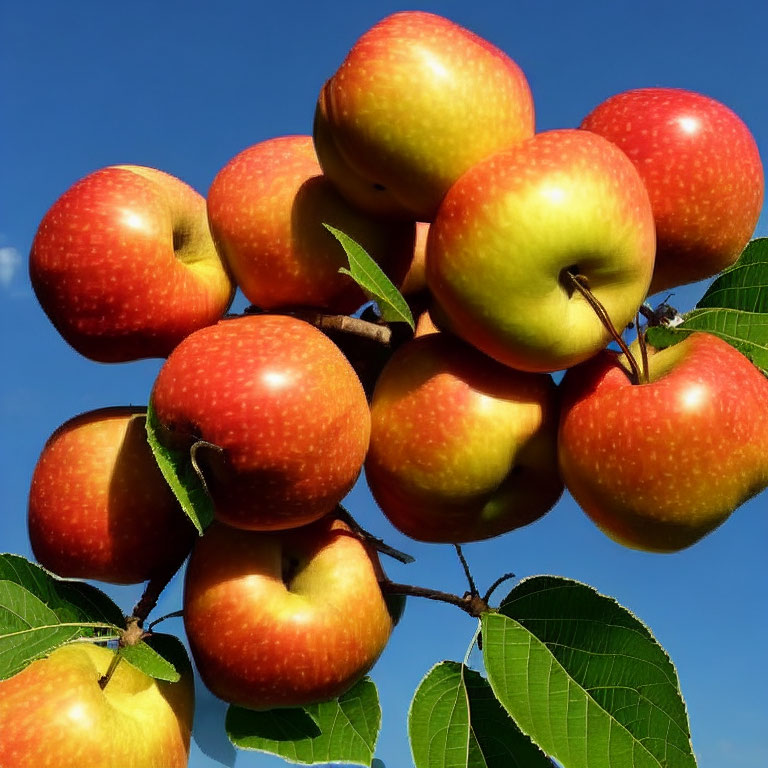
28,407,195,584
0,643,194,768
426,129,656,372
183,514,394,709
150,314,370,530
207,136,415,313
581,88,764,293
365,334,562,543
314,11,534,220
558,332,768,552
399,221,430,298
30,165,234,362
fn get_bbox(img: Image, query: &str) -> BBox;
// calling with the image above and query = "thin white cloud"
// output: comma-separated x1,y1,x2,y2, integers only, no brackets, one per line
0,246,21,287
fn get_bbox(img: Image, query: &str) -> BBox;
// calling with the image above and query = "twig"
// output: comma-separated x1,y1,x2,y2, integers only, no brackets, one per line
245,306,393,345
380,579,489,618
98,618,147,690
454,544,478,597
482,572,517,605
147,610,185,631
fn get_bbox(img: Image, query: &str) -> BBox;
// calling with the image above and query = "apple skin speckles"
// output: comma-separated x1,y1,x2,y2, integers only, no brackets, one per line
150,313,371,530
314,10,534,220
28,406,195,584
183,515,393,710
29,165,234,362
207,135,415,313
558,332,768,552
581,88,764,293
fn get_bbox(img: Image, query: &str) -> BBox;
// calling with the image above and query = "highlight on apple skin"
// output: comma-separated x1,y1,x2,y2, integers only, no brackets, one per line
365,333,563,543
149,313,371,531
558,332,768,552
207,135,415,313
581,87,764,294
426,128,656,373
28,406,196,584
314,10,535,221
29,165,234,363
0,643,195,768
183,514,395,710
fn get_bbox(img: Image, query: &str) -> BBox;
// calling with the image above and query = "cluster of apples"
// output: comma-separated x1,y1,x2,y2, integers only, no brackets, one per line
6,9,767,767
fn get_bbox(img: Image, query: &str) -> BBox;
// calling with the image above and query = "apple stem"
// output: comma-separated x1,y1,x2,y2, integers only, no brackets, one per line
131,550,191,626
566,273,643,384
98,651,123,691
336,507,415,564
635,311,650,384
453,544,479,597
380,578,490,618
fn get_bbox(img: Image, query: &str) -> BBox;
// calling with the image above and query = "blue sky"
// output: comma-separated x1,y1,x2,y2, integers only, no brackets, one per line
1,1,767,766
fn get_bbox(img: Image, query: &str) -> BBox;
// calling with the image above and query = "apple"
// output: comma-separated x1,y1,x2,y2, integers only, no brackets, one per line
183,513,394,709
30,165,234,362
365,334,562,543
0,642,194,767
581,88,764,294
207,135,415,313
28,407,195,584
413,308,441,338
558,332,768,552
313,11,534,221
426,129,656,373
399,221,430,298
150,313,370,530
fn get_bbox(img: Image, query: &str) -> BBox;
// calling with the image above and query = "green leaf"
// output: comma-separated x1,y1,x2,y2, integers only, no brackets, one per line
325,224,414,328
226,677,381,765
482,576,697,768
145,402,215,534
646,238,768,374
409,660,552,768
227,708,321,743
120,633,191,683
696,238,768,312
0,554,123,680
645,308,768,373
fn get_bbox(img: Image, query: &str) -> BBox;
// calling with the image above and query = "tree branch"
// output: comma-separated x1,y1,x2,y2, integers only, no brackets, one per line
380,579,489,618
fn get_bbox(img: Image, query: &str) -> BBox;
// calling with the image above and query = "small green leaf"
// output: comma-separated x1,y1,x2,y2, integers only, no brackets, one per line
409,660,551,768
226,677,381,765
145,402,215,534
646,238,768,374
120,633,191,683
0,554,123,680
325,224,414,328
482,576,696,768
